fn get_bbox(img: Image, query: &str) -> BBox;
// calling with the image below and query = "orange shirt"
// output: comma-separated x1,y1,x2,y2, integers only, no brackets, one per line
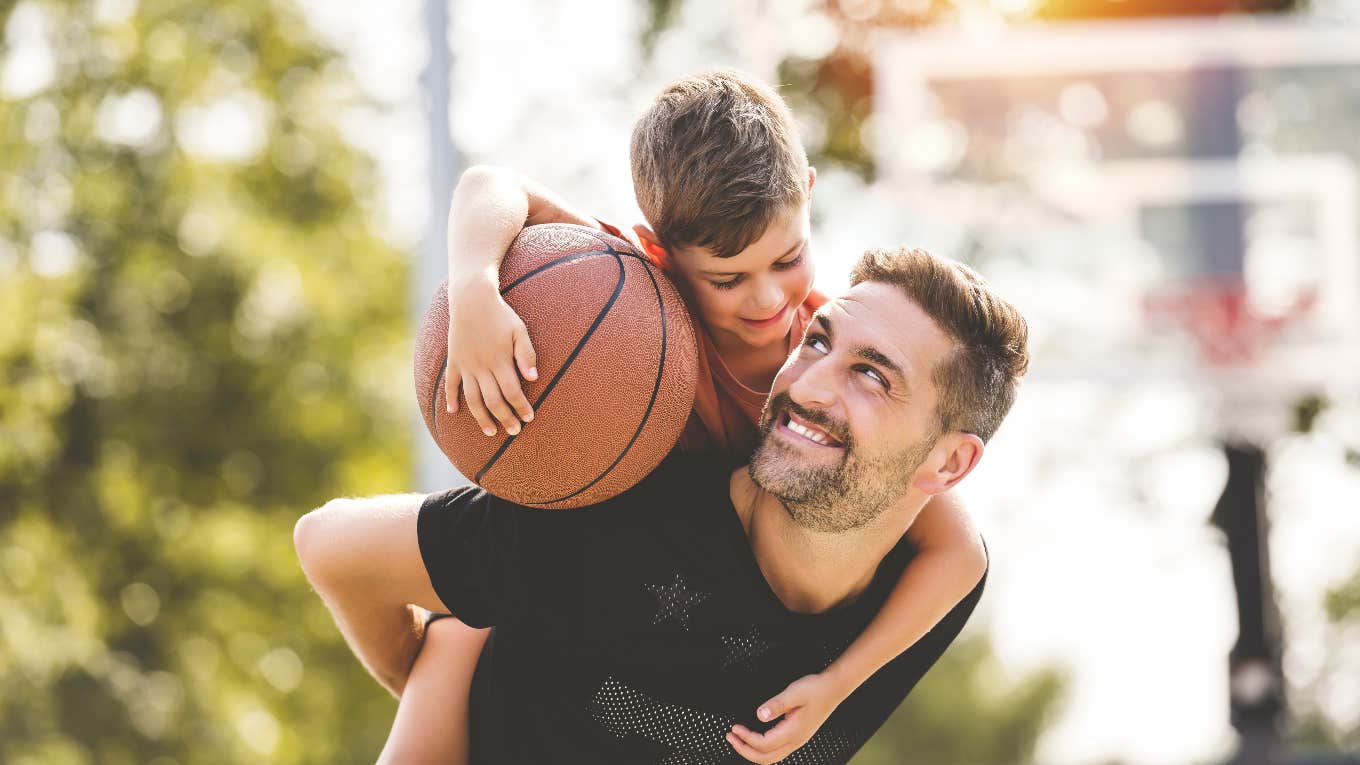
596,219,827,464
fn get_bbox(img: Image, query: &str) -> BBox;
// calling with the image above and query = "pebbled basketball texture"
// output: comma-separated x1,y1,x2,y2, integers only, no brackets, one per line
415,223,699,509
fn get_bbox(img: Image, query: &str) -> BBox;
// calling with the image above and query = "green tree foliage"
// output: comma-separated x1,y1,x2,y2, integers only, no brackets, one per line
850,634,1067,765
1,1,411,762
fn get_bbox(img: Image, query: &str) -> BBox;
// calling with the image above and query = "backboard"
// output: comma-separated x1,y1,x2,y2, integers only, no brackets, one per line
873,16,1360,437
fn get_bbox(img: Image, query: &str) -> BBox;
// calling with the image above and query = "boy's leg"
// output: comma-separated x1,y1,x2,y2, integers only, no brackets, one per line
376,616,490,765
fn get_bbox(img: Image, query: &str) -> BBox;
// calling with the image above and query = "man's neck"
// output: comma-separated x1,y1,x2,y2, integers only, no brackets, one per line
729,469,923,615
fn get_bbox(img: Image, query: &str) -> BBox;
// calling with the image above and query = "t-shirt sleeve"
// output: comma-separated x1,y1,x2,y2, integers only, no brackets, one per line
416,485,519,629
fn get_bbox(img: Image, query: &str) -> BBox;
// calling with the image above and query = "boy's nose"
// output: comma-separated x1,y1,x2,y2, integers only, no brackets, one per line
752,279,784,313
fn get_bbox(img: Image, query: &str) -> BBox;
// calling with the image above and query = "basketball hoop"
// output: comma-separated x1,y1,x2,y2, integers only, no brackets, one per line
1142,278,1317,369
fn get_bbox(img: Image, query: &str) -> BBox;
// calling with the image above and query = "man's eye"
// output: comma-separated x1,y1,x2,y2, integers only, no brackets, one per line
804,334,829,353
858,366,888,388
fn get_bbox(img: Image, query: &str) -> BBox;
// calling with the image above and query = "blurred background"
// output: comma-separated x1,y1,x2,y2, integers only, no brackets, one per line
2,0,1359,764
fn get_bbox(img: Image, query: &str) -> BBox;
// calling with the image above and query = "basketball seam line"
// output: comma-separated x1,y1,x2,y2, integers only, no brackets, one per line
533,255,671,505
474,252,628,485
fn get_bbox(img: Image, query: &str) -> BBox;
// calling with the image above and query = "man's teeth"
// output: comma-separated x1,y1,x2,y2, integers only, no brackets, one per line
786,416,835,446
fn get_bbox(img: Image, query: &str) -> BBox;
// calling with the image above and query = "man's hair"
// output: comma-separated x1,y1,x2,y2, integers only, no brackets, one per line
849,247,1030,442
631,69,809,258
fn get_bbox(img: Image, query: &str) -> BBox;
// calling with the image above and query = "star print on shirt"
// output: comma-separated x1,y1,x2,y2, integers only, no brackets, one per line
720,624,772,671
646,572,711,632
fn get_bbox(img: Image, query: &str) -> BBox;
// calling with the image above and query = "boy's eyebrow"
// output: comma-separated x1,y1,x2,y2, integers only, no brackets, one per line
700,239,806,276
813,314,908,388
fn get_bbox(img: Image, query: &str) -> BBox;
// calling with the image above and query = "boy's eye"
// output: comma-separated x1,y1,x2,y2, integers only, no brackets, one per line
709,276,741,290
772,252,805,271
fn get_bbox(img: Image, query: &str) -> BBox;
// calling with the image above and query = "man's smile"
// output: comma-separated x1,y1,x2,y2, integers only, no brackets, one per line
777,410,844,448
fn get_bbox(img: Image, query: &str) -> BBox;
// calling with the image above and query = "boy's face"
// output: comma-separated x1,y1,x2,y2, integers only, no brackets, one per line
667,204,815,352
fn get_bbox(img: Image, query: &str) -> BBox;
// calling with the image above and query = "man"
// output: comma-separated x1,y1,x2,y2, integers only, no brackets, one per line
294,246,1029,764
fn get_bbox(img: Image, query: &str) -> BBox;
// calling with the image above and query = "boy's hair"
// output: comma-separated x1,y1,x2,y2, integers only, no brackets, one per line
849,247,1030,442
631,69,809,259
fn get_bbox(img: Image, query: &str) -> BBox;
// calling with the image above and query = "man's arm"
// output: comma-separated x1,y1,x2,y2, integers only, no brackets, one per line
293,493,448,696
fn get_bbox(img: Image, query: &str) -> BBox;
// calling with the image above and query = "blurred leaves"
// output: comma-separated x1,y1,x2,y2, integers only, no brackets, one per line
2,0,409,762
849,633,1067,765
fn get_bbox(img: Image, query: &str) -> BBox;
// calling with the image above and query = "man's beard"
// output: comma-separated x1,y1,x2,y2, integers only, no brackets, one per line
749,393,936,533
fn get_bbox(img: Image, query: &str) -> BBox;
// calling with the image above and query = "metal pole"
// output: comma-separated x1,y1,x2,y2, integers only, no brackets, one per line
1187,65,1286,765
416,0,466,492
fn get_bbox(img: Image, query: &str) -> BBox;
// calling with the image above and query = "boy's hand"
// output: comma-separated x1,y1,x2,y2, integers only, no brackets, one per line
725,673,844,764
445,277,538,436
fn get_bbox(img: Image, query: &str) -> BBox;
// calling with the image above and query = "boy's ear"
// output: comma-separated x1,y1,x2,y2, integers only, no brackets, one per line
807,167,817,194
632,224,669,262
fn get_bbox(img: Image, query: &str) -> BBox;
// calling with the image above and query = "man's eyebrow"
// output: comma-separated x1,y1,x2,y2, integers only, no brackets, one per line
813,313,908,386
700,239,806,276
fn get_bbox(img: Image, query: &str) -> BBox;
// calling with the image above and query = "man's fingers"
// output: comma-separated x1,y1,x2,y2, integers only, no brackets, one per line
476,373,522,436
493,365,534,425
513,327,538,383
461,377,497,437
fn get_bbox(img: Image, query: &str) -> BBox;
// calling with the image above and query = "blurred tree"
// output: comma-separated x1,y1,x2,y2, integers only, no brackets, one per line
850,633,1066,765
1289,570,1360,754
0,1,410,763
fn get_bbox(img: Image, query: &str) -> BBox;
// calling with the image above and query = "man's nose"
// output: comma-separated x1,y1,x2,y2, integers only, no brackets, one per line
787,358,837,409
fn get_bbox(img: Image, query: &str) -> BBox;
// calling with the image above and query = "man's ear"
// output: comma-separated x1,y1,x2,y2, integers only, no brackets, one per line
807,166,817,194
631,224,669,262
912,432,984,496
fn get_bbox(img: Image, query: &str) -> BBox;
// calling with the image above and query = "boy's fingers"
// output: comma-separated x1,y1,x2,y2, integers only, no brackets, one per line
757,693,791,723
729,724,773,751
444,368,460,414
476,373,522,436
745,717,801,751
725,731,778,764
461,377,497,437
493,365,534,424
513,328,539,383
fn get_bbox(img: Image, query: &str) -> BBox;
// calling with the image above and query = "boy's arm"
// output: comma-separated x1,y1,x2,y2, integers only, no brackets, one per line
293,493,448,696
445,166,603,436
728,490,986,764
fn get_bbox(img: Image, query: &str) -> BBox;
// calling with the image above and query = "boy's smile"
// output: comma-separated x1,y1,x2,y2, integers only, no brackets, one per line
668,200,816,354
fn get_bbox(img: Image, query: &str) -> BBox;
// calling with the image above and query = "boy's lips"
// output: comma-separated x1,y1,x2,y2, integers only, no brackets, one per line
740,305,789,329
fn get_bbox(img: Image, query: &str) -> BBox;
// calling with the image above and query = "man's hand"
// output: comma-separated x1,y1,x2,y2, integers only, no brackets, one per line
725,673,846,764
445,276,537,437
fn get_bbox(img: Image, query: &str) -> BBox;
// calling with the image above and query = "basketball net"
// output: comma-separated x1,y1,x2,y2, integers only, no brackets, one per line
1144,278,1318,445
1143,278,1317,369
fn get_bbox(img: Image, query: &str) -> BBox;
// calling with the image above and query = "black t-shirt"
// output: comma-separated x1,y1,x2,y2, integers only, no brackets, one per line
417,453,985,765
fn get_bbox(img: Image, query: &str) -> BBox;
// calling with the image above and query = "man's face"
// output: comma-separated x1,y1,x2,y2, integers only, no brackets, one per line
749,281,957,532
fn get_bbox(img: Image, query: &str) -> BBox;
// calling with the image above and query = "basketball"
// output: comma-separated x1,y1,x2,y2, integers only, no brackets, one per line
414,223,699,509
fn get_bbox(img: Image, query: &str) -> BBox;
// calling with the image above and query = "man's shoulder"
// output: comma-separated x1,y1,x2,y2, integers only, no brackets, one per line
619,450,733,509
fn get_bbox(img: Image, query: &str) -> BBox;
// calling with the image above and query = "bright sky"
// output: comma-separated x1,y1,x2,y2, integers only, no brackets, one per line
8,0,1358,761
